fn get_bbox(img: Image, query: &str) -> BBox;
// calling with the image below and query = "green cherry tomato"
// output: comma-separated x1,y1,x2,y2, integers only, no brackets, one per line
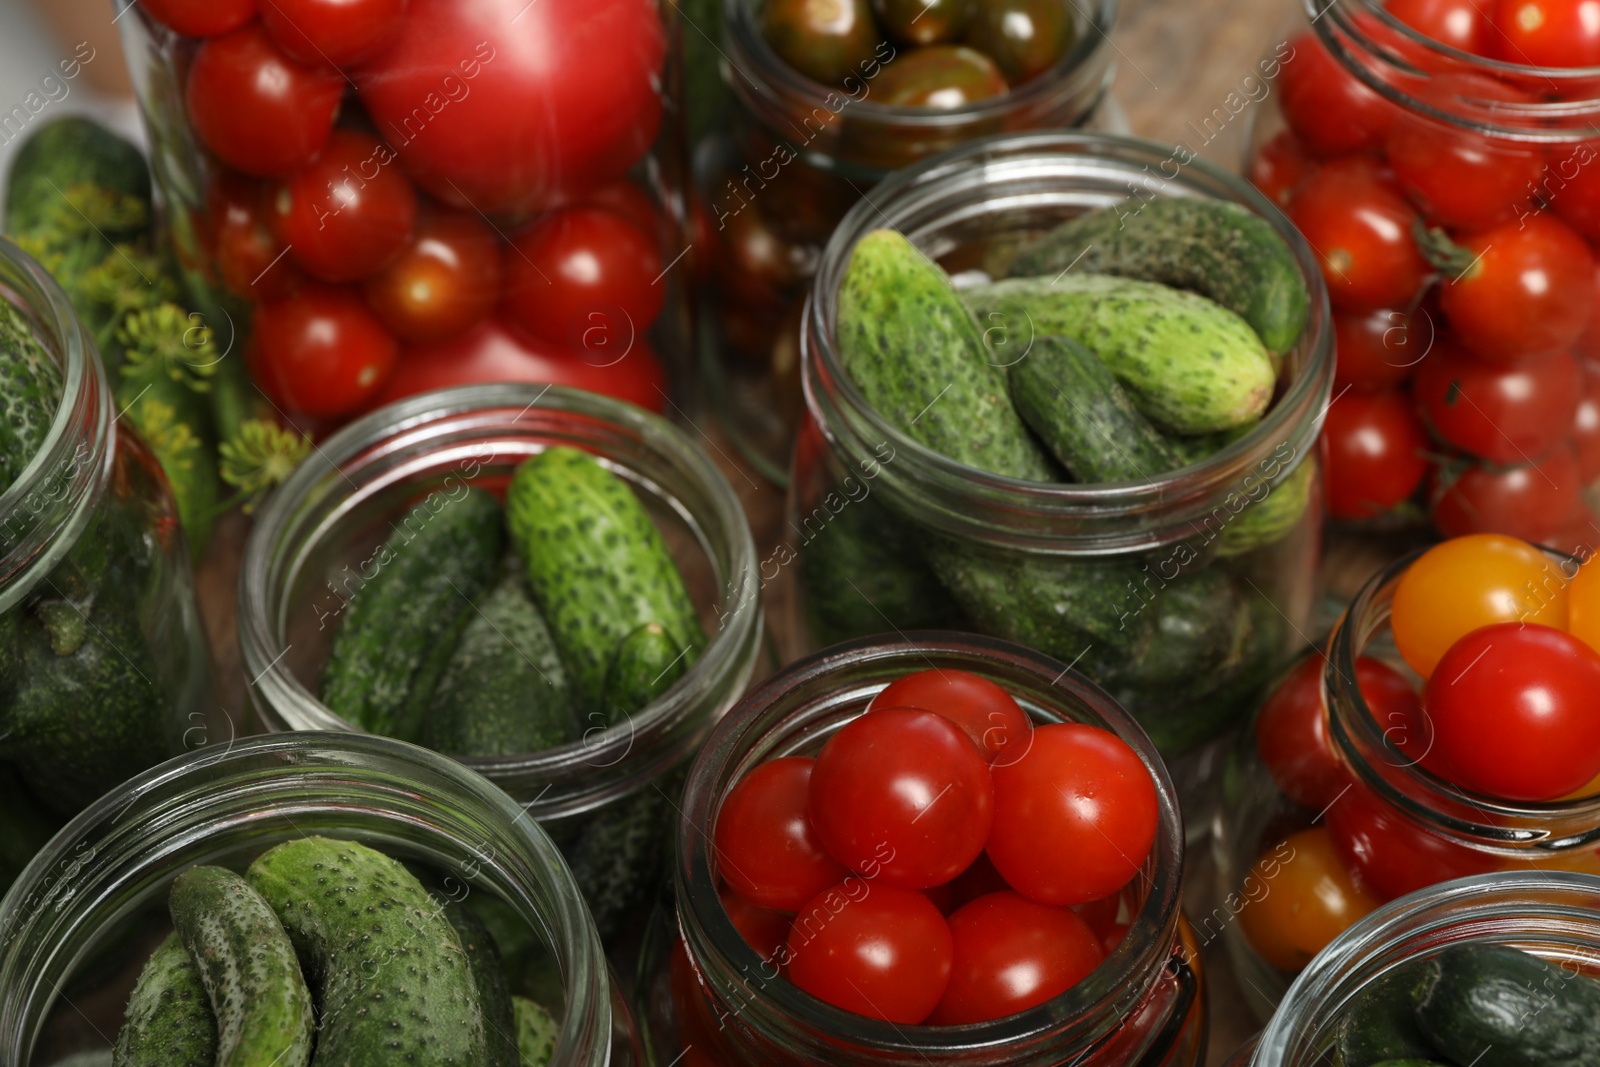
873,0,975,46
963,0,1076,84
763,0,885,87
874,44,1009,107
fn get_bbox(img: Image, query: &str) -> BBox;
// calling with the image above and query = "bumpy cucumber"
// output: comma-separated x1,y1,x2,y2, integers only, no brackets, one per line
1166,423,1254,466
423,568,577,756
1008,198,1309,353
506,447,703,716
168,866,313,1067
466,895,566,1008
514,996,559,1067
3,116,151,238
563,784,671,942
602,622,685,725
426,882,519,1067
246,837,487,1064
319,485,504,739
0,300,64,491
965,274,1276,434
1008,334,1180,482
1217,459,1314,558
1414,944,1600,1067
836,228,1054,480
113,933,217,1067
1334,960,1440,1067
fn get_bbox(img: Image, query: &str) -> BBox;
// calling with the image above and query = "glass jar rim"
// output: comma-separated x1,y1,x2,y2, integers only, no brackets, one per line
1326,545,1600,848
801,130,1334,553
673,631,1187,1060
239,383,762,818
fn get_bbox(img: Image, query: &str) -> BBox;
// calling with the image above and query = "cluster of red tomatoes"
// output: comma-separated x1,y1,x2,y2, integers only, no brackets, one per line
1252,4,1600,545
1242,534,1600,972
142,0,677,422
682,669,1159,1032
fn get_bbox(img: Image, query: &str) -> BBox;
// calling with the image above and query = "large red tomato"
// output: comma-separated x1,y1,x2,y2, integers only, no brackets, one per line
1413,341,1581,464
1430,442,1586,543
357,0,665,217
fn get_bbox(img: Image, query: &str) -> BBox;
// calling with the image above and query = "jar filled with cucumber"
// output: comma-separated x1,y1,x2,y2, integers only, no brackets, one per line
239,384,763,945
1224,870,1600,1067
0,734,638,1067
704,0,1116,482
784,132,1334,766
0,235,216,881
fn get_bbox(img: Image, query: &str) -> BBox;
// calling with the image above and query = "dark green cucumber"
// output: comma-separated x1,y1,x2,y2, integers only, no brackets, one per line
467,895,566,1008
3,117,150,238
562,785,671,943
431,885,520,1067
514,996,559,1067
0,299,64,491
602,621,686,725
835,228,1054,480
0,764,62,898
319,485,504,739
506,447,703,716
1166,423,1254,467
113,933,218,1067
1217,459,1314,558
423,568,577,756
1414,944,1600,1067
964,275,1276,434
1008,198,1309,353
1008,334,1180,482
246,836,487,1064
168,866,313,1067
1334,960,1438,1067
1366,1062,1447,1066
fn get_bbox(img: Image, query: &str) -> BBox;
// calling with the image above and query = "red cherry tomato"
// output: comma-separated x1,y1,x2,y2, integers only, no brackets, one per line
1430,442,1586,543
362,209,503,343
186,25,344,178
502,206,665,354
1436,213,1595,365
714,756,848,912
138,0,256,36
1248,129,1316,209
785,883,953,1024
1386,75,1542,231
808,708,995,890
253,285,398,417
1290,160,1429,312
261,0,406,68
1425,622,1600,801
1546,142,1600,244
1278,32,1397,158
1321,389,1430,519
1334,307,1429,392
1323,776,1497,901
1388,0,1494,53
870,669,1034,766
1414,341,1581,464
207,172,303,301
927,892,1103,1025
985,723,1158,906
372,317,667,413
1573,363,1600,483
1492,0,1600,66
356,0,664,216
585,180,664,239
720,889,793,962
272,130,418,283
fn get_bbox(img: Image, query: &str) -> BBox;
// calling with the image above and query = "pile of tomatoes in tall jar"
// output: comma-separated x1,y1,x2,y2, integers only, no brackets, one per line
1246,0,1600,546
119,0,688,424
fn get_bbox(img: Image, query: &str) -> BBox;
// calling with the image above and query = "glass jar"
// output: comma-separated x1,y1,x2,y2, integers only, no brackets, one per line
0,237,214,828
1211,545,1600,1020
1243,1,1600,543
0,732,639,1065
781,132,1334,782
115,0,693,425
1223,870,1600,1067
238,382,762,943
704,0,1119,483
635,632,1206,1067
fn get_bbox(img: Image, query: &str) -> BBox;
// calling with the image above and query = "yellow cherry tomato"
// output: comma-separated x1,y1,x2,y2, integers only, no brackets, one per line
1391,534,1568,678
1566,556,1600,657
1238,827,1382,973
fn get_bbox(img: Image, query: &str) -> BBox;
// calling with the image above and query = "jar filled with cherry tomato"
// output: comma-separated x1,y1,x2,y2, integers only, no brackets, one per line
1245,0,1600,544
781,131,1334,812
1220,870,1600,1067
1212,532,1600,1019
115,0,689,427
705,0,1118,482
635,632,1206,1067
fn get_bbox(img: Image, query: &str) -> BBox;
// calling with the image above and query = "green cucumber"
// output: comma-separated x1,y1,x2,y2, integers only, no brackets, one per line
602,621,686,725
1008,334,1180,482
423,568,577,756
835,228,1054,481
0,765,62,898
430,886,519,1067
964,274,1276,434
1334,961,1438,1067
1217,458,1314,558
506,446,703,716
1414,944,1600,1067
467,895,566,1008
319,485,505,739
168,866,313,1067
3,117,150,238
1166,423,1255,466
1008,198,1309,353
0,299,64,492
246,836,487,1065
513,996,559,1067
562,785,671,943
113,933,218,1067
